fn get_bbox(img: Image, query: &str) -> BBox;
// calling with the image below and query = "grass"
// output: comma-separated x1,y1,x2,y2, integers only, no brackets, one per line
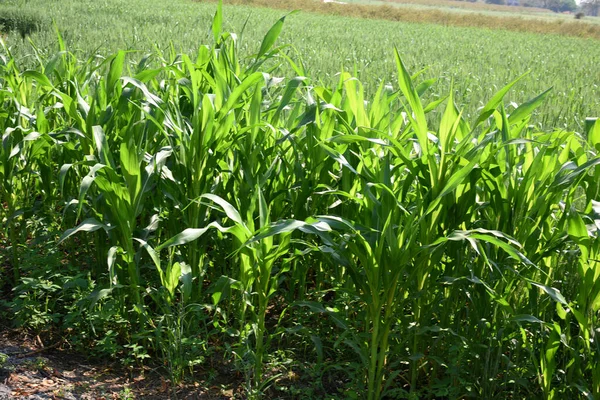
1,0,600,398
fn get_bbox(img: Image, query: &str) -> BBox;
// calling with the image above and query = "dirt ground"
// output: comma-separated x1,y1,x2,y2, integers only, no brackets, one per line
0,330,240,399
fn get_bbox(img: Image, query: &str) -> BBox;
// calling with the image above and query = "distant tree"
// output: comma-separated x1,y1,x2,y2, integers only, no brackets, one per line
485,0,505,5
521,0,541,7
550,0,576,12
581,0,600,16
539,0,576,11
560,0,577,12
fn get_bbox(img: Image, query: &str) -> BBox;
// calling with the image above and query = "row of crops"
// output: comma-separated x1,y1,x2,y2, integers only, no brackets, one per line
1,4,600,399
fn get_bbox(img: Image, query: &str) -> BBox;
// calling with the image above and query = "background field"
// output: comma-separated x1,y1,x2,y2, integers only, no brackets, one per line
0,0,599,131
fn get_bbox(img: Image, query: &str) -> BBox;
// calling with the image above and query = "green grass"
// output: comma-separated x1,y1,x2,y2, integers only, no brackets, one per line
0,0,598,131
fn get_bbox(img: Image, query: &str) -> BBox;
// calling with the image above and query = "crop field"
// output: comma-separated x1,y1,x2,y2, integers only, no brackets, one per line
348,0,558,16
0,0,599,131
1,0,600,398
353,0,600,25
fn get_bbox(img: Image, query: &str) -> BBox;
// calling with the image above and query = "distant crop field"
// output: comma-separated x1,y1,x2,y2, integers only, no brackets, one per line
374,0,600,25
349,0,553,13
226,0,600,38
0,0,597,131
348,0,595,21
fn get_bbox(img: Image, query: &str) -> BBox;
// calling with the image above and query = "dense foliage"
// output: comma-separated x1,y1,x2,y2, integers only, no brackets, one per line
1,3,600,399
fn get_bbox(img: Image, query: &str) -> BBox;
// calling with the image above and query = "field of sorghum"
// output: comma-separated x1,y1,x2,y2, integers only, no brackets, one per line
1,0,600,398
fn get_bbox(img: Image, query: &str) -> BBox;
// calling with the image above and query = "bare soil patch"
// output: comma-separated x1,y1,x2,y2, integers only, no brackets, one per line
0,330,238,399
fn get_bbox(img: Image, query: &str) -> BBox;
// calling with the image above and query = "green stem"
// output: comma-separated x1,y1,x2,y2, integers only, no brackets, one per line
410,274,426,394
254,287,267,394
7,195,19,285
367,300,380,400
10,226,19,284
374,284,399,399
254,256,271,395
124,247,142,309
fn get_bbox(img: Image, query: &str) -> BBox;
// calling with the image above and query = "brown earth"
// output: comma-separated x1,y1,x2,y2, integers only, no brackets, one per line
0,330,240,400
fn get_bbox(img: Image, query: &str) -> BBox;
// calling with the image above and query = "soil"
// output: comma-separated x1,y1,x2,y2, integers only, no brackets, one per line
0,330,240,399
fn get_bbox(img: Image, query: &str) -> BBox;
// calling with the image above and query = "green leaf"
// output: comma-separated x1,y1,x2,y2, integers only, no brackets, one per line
512,314,546,324
59,218,111,244
273,76,306,123
77,163,106,219
208,275,241,305
474,72,528,127
587,118,600,151
201,194,244,226
508,87,551,124
92,126,114,167
22,70,53,89
58,163,73,195
438,87,459,152
107,50,125,99
121,77,162,107
530,281,568,305
567,209,590,262
219,72,264,116
134,238,162,279
426,157,478,215
256,11,298,60
554,156,600,188
556,303,569,320
86,285,123,309
165,261,181,298
248,219,332,245
394,48,428,153
415,78,436,98
156,227,213,251
107,246,120,285
212,0,223,43
248,220,306,244
328,135,387,146
319,143,359,175
180,263,193,303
